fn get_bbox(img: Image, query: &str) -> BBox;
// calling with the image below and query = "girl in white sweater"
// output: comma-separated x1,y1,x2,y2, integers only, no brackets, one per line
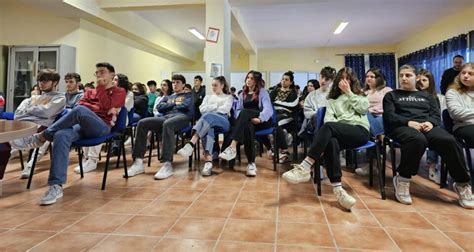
446,62,474,152
177,76,233,176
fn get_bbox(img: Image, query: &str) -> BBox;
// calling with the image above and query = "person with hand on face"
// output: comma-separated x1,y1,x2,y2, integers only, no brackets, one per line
383,64,473,209
177,76,233,176
127,75,194,180
283,67,370,211
440,55,464,95
219,70,273,177
11,62,126,205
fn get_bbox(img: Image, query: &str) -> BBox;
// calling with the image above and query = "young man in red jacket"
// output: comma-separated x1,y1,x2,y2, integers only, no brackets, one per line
11,62,126,205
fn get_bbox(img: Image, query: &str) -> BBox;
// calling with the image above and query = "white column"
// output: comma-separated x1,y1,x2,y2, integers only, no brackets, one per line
205,0,231,94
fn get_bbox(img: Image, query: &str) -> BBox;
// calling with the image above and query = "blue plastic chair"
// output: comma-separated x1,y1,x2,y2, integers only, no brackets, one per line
312,107,384,199
1,112,14,120
72,107,128,190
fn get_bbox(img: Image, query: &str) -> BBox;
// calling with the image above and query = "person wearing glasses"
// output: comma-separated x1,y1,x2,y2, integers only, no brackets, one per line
11,62,126,206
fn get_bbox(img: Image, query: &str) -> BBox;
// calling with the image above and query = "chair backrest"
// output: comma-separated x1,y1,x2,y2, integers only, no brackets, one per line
316,107,326,129
111,106,128,132
1,112,14,120
271,106,278,127
442,109,454,133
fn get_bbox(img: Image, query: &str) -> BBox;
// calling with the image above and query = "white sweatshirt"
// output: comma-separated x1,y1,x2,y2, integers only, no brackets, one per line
199,93,233,115
14,91,66,126
303,88,329,119
446,89,474,131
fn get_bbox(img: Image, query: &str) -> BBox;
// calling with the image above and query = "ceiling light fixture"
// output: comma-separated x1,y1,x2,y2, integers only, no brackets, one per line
188,28,205,40
334,22,349,35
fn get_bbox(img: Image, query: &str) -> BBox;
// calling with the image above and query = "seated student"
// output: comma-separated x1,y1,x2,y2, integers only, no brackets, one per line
131,82,149,121
153,79,173,117
11,62,126,205
193,75,206,119
84,82,95,91
146,80,159,116
177,76,233,176
13,69,66,179
73,73,132,174
303,66,336,128
355,67,392,176
64,72,84,109
127,74,194,179
270,71,300,163
383,64,473,209
416,69,445,184
282,67,370,210
184,84,192,93
219,70,273,177
446,62,474,166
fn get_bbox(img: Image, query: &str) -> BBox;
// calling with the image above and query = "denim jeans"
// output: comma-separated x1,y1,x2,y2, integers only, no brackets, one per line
193,112,230,154
367,113,384,136
43,105,110,185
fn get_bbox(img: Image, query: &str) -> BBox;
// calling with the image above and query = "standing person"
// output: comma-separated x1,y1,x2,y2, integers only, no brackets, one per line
11,62,126,205
219,70,273,177
446,62,474,179
355,68,392,176
282,67,370,210
64,72,84,109
270,71,300,163
383,64,473,209
193,75,206,119
416,69,445,184
147,80,159,116
177,76,233,176
440,55,464,95
126,75,194,180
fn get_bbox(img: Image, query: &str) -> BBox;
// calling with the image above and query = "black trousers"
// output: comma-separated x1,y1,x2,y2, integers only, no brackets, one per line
307,122,370,183
388,126,470,183
230,109,272,163
275,112,292,150
454,125,474,147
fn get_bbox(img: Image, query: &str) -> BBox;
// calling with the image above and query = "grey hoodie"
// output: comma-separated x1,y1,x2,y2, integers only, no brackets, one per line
65,90,84,109
14,91,66,126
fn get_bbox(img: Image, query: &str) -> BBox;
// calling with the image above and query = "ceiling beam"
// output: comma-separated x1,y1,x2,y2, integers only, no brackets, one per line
231,10,257,55
97,0,205,11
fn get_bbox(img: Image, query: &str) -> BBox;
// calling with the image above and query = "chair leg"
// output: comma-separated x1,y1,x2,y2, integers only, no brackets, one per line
389,142,396,177
440,160,448,188
116,141,121,169
101,141,113,190
156,133,160,159
369,148,374,187
374,142,385,199
466,147,473,192
19,150,25,171
130,128,135,152
26,148,40,189
148,132,154,167
78,148,84,178
273,131,277,171
315,161,321,196
122,137,128,178
293,130,298,161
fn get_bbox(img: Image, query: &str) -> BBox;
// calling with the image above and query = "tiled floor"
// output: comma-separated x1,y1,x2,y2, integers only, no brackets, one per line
0,149,473,251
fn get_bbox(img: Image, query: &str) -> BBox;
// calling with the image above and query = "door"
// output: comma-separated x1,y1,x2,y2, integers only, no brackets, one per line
7,47,38,111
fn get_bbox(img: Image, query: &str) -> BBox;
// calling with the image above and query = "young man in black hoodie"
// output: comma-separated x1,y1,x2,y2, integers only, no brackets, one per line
192,75,205,120
440,55,464,95
383,64,473,209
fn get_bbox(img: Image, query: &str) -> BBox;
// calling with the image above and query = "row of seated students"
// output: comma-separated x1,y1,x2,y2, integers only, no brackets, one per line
7,62,474,212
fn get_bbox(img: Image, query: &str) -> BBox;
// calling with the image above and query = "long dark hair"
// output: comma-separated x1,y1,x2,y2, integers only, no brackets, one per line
416,69,437,98
161,79,173,96
363,67,387,91
116,73,131,91
243,70,264,100
328,67,363,99
213,76,230,94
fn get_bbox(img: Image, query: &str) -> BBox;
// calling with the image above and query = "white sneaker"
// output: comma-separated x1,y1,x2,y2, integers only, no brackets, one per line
40,184,63,205
10,134,44,151
154,162,174,180
393,175,412,205
453,183,474,209
73,159,88,174
428,164,440,184
83,159,98,173
282,164,311,184
201,162,213,176
20,164,32,179
219,146,236,161
355,165,377,177
266,149,274,160
124,137,132,146
333,186,356,210
246,162,257,177
127,159,145,177
177,143,194,158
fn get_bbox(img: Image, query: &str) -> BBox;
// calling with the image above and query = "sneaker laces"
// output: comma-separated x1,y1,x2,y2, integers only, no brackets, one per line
397,180,410,196
289,164,307,175
457,184,472,201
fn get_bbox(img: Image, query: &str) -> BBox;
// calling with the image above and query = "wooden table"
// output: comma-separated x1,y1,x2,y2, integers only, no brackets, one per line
0,120,38,194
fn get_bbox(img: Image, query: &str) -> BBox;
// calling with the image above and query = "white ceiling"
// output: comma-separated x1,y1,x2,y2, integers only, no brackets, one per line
135,0,473,50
